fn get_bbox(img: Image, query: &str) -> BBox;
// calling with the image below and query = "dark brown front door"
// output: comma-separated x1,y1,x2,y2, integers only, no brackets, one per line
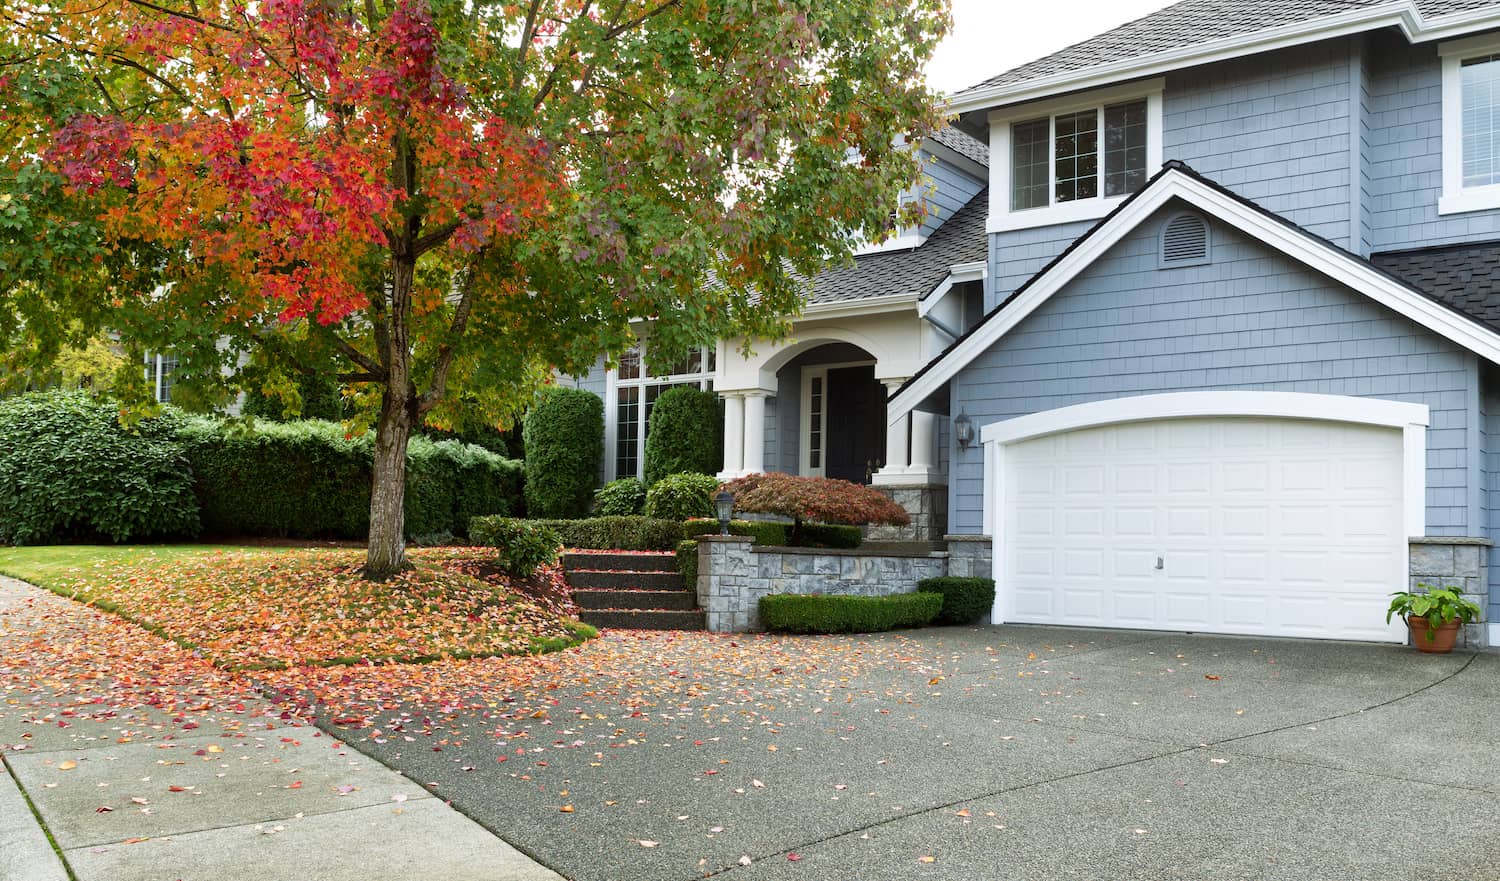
824,366,886,484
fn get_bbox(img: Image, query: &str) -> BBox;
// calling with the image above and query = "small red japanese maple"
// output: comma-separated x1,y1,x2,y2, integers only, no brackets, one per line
720,472,910,544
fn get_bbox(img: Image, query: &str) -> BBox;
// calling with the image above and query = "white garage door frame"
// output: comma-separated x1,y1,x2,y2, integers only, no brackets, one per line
980,391,1430,630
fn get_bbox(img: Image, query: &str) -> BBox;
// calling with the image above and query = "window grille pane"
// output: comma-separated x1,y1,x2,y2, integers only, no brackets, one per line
808,376,823,469
616,386,639,478
1054,110,1098,203
1010,118,1050,210
618,345,641,380
1463,55,1500,188
158,356,177,403
1103,100,1148,196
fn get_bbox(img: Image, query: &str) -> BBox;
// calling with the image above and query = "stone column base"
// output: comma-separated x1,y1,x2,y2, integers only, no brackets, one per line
1409,536,1491,648
868,484,948,542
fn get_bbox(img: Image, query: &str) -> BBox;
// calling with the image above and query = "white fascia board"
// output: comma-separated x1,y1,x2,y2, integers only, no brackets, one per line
889,168,1500,422
799,292,917,321
945,2,1500,119
917,262,987,318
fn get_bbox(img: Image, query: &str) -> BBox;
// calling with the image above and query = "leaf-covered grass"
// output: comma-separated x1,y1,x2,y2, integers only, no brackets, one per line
0,545,594,670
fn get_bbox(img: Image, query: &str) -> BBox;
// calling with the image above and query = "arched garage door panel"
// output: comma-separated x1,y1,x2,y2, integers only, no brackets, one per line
1001,417,1407,642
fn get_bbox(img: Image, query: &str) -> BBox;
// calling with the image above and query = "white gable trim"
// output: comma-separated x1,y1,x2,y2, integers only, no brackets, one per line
889,166,1500,422
948,2,1500,118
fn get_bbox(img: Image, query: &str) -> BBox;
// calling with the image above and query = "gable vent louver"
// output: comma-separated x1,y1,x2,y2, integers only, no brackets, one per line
1161,213,1210,266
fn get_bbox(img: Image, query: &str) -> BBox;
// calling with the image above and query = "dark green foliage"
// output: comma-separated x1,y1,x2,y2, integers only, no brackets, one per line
676,539,698,582
519,516,684,551
523,388,604,518
179,419,521,539
422,423,524,459
642,386,721,484
467,517,562,577
0,391,200,544
595,478,646,516
796,523,863,549
918,577,997,625
241,372,346,422
759,592,943,634
682,518,787,545
643,472,718,520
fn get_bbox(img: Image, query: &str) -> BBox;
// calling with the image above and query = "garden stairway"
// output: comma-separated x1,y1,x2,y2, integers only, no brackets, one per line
563,552,706,631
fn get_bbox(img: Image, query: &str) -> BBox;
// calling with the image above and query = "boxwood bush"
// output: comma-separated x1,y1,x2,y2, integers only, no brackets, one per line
476,515,683,551
759,592,943,634
642,386,721,484
468,517,562,577
676,539,699,582
594,477,646,516
644,471,718,520
0,391,200,544
523,388,604,518
918,577,996,625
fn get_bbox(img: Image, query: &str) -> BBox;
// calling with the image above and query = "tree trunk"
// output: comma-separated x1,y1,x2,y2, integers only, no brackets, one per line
364,252,417,580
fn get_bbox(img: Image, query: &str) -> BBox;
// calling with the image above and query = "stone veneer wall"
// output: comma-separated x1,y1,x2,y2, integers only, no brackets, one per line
1409,537,1490,648
869,485,948,542
696,535,993,633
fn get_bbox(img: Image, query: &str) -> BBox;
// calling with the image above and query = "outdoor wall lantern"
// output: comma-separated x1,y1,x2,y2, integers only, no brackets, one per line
714,491,735,535
953,409,975,448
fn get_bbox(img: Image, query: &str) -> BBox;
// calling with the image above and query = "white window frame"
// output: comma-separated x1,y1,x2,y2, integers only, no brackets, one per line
143,352,176,403
987,79,1164,233
1440,34,1500,215
607,340,716,481
798,360,876,477
853,183,928,256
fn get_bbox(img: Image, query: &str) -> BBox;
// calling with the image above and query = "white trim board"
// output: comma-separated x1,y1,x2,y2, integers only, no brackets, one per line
947,2,1500,119
888,165,1500,424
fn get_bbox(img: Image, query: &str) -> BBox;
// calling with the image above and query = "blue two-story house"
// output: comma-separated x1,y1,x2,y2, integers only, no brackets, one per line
575,0,1500,646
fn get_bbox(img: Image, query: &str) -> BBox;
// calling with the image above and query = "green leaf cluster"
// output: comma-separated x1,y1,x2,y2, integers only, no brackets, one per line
643,472,719,520
643,387,721,484
522,388,604,518
467,517,563,578
1387,585,1484,639
594,478,647,516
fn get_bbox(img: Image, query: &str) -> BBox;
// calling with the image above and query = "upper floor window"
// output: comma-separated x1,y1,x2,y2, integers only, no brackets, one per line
989,80,1162,233
1440,35,1500,215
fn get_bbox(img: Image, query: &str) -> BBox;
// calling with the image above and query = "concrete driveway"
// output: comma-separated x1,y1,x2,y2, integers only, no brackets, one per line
335,626,1500,881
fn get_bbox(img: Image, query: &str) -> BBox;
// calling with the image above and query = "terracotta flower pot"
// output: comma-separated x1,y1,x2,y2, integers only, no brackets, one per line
1407,616,1462,653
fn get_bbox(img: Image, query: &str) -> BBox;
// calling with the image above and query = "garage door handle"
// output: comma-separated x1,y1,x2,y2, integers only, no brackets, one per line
1155,556,1164,570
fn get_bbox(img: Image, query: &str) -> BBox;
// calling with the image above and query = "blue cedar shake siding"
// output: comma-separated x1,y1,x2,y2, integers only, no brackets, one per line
949,209,1480,542
921,156,985,238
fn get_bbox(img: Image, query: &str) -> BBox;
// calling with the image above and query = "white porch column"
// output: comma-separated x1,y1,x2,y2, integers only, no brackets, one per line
873,379,910,484
720,393,745,478
909,410,938,478
742,392,768,475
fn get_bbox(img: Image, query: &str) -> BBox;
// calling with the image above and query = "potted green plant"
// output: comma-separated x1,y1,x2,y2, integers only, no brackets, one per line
1386,585,1483,653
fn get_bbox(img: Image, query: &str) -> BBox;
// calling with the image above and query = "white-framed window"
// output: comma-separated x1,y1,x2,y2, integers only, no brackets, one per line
988,79,1163,232
1440,34,1500,215
143,353,176,403
608,341,716,480
853,183,927,255
798,360,875,477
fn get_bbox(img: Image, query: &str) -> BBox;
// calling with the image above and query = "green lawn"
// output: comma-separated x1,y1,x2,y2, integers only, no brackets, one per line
0,544,269,591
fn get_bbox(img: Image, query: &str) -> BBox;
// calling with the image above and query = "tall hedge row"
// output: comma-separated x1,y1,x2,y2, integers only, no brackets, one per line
179,418,523,539
0,392,201,544
643,386,721,484
523,387,603,519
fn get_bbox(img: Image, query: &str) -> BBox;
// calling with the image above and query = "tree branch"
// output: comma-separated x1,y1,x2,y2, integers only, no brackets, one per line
418,259,482,413
316,325,387,378
121,0,238,32
411,218,462,257
512,0,543,92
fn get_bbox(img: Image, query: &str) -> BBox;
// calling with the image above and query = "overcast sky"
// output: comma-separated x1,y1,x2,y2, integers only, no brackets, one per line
925,0,1176,96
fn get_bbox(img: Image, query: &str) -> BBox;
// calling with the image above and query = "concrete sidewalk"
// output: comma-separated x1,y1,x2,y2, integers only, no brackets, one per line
0,576,563,881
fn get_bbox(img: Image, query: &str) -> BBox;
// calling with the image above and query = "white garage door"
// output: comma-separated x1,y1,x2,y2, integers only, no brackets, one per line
1001,417,1407,642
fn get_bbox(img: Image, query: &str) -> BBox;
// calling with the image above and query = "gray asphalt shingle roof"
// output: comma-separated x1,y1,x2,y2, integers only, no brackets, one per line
1371,241,1500,333
797,186,989,306
956,0,1500,100
927,126,989,166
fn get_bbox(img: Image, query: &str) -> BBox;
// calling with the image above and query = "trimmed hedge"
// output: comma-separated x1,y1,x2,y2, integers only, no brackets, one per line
523,387,604,518
759,592,943,634
918,577,996,625
681,518,862,549
179,418,522,539
676,539,699,583
643,386,721,484
643,471,717,520
478,515,683,551
594,478,646,516
798,523,864,549
0,391,200,544
468,517,562,577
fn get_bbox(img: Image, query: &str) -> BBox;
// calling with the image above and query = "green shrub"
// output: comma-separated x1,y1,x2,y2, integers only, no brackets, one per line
0,391,200,544
759,592,943,634
518,516,684,551
676,539,699,582
682,517,788,545
643,386,721,484
242,372,346,422
595,478,646,516
468,517,562,577
644,472,718,520
523,387,604,518
179,418,520,540
796,523,863,549
918,577,996,625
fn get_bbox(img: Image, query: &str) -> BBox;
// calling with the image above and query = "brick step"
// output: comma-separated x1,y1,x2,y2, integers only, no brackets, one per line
573,589,697,611
579,609,706,631
565,570,684,590
561,552,678,573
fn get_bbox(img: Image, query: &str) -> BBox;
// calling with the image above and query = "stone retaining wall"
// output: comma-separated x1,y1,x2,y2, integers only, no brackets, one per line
1409,536,1490,647
696,535,992,633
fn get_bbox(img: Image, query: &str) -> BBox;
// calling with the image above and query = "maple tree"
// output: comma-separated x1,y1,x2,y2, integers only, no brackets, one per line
2,0,947,577
720,471,909,544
